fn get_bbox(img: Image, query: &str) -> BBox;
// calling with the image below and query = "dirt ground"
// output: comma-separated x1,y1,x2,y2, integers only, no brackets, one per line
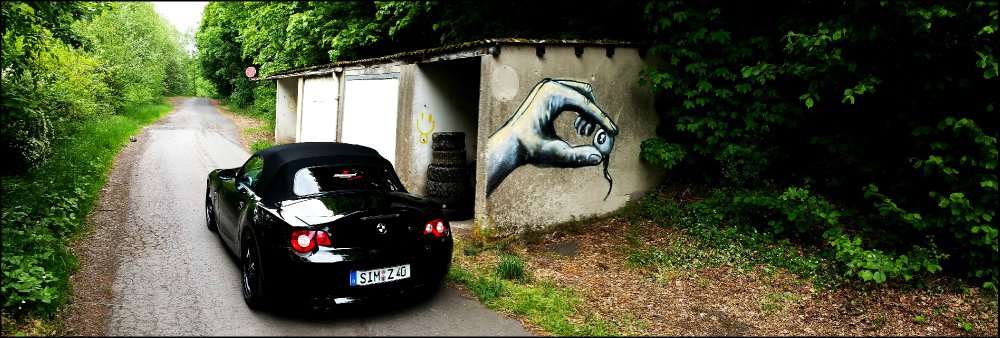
451,216,999,336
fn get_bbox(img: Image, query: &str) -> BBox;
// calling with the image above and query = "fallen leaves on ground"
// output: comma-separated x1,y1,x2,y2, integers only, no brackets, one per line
452,217,998,336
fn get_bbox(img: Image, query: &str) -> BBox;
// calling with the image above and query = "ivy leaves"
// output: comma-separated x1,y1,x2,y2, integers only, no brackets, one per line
640,0,998,288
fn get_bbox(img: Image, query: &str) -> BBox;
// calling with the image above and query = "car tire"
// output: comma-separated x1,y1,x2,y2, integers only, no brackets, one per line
431,132,465,151
427,180,467,197
426,165,467,182
431,149,466,167
242,233,269,310
205,189,218,232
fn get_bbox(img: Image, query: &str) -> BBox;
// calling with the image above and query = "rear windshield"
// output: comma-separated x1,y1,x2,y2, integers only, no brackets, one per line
293,166,400,196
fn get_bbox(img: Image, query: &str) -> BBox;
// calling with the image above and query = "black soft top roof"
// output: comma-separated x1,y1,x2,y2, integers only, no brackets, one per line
250,142,400,202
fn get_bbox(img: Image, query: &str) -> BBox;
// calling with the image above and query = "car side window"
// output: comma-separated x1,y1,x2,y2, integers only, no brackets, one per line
237,156,265,188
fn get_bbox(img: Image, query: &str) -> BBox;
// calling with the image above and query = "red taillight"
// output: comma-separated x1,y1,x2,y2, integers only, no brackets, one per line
423,218,449,238
290,230,332,253
291,230,315,253
315,231,331,246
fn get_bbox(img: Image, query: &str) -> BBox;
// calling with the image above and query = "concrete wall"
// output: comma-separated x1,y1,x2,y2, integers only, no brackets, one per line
475,45,666,234
395,59,481,195
298,74,339,142
274,78,298,144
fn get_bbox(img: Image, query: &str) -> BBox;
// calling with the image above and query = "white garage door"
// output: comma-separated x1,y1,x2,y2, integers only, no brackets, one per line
298,76,339,142
341,76,399,166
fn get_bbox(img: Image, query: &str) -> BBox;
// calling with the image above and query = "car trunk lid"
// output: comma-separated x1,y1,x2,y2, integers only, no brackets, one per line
279,191,436,250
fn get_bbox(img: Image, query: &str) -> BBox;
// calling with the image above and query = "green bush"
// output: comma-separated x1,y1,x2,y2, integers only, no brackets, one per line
629,188,838,285
495,253,527,281
1,206,77,314
639,0,998,288
726,186,840,237
1,103,172,317
1,43,114,175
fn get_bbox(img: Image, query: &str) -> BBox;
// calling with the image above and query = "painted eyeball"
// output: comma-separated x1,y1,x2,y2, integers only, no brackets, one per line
594,128,614,155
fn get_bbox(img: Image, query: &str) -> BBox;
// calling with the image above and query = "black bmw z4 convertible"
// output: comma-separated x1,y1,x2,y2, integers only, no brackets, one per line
205,142,453,310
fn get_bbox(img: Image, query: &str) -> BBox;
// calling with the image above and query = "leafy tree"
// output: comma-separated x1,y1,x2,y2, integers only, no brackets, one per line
1,1,108,78
196,1,250,101
76,2,191,107
1,1,109,174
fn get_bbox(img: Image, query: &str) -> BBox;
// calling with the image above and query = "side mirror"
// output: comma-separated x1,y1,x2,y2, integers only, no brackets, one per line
218,168,237,181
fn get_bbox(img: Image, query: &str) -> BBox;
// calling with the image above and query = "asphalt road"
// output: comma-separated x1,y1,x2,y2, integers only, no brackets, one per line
104,97,531,336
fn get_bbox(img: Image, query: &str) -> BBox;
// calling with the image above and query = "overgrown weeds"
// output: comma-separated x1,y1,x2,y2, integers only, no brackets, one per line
617,183,999,292
1,102,172,335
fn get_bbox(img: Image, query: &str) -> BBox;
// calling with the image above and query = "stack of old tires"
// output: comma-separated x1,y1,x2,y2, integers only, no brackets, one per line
426,132,473,220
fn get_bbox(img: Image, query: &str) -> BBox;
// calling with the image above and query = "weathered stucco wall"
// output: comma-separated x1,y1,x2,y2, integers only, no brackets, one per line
396,59,480,195
475,45,666,234
274,78,298,144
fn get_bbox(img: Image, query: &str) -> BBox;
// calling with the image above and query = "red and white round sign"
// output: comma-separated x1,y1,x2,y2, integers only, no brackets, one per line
245,66,256,78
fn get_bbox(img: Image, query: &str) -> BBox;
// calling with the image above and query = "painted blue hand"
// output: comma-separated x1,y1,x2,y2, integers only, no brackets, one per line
486,78,619,195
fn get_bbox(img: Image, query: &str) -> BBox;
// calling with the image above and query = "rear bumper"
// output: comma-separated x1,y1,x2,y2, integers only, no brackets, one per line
258,238,452,304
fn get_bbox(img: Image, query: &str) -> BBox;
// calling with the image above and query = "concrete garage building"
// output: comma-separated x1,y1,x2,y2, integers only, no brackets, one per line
256,38,666,235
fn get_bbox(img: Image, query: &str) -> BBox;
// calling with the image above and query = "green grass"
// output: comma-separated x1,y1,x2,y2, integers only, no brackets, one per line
618,190,841,289
494,253,527,281
758,291,800,315
447,240,622,336
1,101,172,334
250,139,275,153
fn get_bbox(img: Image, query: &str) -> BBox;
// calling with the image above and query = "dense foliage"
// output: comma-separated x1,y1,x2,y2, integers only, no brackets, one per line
2,2,194,174
639,0,997,288
2,1,193,321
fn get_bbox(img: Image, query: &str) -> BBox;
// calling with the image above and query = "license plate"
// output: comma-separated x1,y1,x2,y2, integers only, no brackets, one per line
350,264,410,286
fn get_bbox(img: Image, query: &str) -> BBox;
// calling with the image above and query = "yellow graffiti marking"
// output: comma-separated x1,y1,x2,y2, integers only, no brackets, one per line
416,112,436,144
287,97,297,111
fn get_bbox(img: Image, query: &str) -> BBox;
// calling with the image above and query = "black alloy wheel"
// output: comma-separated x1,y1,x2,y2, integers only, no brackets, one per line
241,234,268,309
205,190,218,232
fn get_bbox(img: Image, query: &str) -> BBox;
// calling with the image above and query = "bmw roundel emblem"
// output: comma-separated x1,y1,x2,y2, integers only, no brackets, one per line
376,223,387,234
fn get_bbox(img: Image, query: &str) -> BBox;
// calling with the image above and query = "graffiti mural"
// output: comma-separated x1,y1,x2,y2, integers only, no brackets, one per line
416,111,436,144
486,78,619,199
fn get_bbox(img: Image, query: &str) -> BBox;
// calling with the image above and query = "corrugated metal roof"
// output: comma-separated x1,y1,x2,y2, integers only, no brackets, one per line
254,38,642,81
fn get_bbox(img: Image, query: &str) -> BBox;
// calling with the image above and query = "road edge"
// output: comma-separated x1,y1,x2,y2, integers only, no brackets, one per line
58,103,175,336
